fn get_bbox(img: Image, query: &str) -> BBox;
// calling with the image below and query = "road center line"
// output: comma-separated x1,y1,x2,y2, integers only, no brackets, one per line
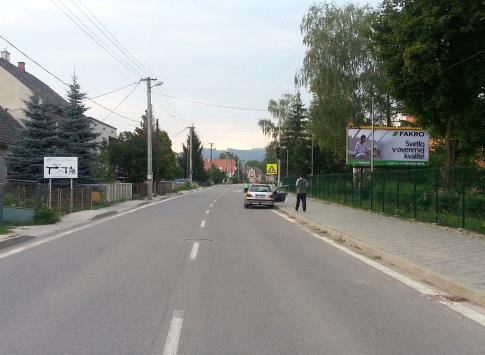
205,209,210,214
200,220,206,228
190,242,200,260
270,209,485,328
210,203,213,207
162,310,184,355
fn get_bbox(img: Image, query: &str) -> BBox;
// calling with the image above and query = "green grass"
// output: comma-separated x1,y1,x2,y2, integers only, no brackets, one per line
0,222,15,235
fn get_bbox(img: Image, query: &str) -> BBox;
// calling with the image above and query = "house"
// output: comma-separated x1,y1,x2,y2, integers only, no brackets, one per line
0,49,117,145
247,167,263,183
203,159,235,177
0,106,22,181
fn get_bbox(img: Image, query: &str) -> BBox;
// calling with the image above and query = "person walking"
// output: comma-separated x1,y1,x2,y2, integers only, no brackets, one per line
295,174,308,212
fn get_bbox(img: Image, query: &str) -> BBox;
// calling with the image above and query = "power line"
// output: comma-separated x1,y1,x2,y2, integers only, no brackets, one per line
90,80,140,99
0,34,140,124
156,92,268,112
103,80,141,121
75,0,154,77
448,48,485,70
49,0,141,77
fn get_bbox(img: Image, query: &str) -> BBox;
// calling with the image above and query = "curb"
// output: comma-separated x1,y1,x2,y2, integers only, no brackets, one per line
0,235,36,249
90,210,118,220
276,206,485,308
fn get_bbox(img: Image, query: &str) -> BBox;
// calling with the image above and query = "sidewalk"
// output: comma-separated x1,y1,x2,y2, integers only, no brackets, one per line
277,194,485,307
1,192,183,241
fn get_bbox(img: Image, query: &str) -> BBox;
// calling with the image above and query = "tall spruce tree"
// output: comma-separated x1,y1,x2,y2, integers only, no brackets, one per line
7,96,58,181
177,129,207,182
56,76,99,182
281,93,311,176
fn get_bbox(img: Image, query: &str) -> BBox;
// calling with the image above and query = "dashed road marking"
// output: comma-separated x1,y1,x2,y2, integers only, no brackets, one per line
210,203,214,207
205,209,210,214
200,220,206,228
162,310,184,355
270,209,485,328
190,242,200,260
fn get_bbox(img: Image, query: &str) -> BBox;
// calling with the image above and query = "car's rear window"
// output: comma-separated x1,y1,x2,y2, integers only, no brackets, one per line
249,185,271,192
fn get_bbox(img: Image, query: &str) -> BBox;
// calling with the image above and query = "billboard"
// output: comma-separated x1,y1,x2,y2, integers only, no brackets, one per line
347,127,429,166
44,157,78,178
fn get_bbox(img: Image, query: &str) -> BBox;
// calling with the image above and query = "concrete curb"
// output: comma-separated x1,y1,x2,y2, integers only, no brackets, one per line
90,210,118,220
276,206,485,308
0,235,36,249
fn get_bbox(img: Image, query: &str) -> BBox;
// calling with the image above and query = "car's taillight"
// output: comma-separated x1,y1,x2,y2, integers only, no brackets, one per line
268,194,273,199
246,193,253,197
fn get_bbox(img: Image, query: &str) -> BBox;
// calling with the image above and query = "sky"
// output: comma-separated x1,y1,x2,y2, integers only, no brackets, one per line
2,0,375,152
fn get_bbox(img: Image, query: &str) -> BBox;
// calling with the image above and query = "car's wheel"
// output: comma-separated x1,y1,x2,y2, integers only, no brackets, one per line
244,203,249,208
269,205,275,209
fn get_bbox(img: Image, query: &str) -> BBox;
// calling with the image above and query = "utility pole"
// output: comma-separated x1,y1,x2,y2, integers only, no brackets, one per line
311,137,314,176
188,125,194,184
209,143,214,185
141,77,160,201
277,117,281,186
371,97,375,173
225,149,228,184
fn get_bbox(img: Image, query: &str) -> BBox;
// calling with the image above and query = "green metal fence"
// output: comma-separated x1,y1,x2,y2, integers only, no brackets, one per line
283,168,485,233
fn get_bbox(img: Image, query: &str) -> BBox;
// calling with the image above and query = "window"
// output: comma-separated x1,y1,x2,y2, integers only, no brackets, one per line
249,185,271,192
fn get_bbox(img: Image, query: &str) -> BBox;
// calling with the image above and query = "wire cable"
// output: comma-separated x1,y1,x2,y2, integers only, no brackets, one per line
90,80,140,99
0,34,140,124
447,48,485,70
156,92,268,112
75,0,154,77
103,81,141,121
50,0,141,77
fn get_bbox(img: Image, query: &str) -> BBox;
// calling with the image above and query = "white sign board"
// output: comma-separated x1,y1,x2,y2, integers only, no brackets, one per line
44,157,78,179
347,127,429,166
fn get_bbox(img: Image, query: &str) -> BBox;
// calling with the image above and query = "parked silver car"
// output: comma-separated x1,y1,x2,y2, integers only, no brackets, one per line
243,184,287,208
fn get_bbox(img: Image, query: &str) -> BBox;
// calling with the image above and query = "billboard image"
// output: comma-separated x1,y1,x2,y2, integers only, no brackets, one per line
347,127,429,166
44,157,78,179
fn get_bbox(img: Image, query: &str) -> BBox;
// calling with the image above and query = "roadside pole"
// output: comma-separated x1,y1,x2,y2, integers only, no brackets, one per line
189,125,194,184
371,97,374,173
49,178,52,208
209,142,214,185
277,116,281,187
69,178,73,213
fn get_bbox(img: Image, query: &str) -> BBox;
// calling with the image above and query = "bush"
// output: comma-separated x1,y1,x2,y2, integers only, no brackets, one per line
34,206,60,225
438,191,460,214
466,194,485,219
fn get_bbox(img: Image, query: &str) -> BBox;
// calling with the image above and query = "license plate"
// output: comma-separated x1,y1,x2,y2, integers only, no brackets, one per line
256,194,265,198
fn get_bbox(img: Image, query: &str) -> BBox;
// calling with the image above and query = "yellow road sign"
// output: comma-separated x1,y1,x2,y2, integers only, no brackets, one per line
266,163,278,175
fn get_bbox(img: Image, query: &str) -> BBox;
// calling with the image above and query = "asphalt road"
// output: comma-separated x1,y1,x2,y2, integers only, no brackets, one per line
0,185,484,354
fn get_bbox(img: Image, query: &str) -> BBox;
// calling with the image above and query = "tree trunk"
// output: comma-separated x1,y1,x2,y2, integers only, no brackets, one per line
386,95,392,127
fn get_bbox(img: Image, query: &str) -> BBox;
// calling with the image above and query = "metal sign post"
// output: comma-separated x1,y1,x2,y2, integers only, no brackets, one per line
44,157,78,211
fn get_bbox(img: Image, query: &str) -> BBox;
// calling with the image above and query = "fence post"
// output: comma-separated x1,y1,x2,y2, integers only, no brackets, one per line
462,169,466,228
413,172,417,218
0,183,4,223
396,170,400,212
435,168,439,223
360,169,363,208
370,170,373,210
35,183,40,211
382,172,385,212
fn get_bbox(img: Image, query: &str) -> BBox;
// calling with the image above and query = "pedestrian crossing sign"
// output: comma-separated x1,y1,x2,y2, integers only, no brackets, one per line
266,163,278,175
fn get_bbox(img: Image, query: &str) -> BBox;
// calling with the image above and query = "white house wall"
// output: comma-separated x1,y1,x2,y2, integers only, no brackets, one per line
0,67,33,124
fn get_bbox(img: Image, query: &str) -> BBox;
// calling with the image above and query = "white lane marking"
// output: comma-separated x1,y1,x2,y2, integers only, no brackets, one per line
162,310,184,355
210,203,214,207
200,220,206,228
0,194,187,262
270,209,485,328
212,200,216,203
190,242,200,260
205,209,210,214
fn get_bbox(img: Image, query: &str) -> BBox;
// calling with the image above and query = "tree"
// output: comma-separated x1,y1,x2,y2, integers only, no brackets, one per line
56,76,99,182
7,96,58,181
371,0,485,176
298,3,398,160
281,93,311,176
177,129,207,182
100,117,178,183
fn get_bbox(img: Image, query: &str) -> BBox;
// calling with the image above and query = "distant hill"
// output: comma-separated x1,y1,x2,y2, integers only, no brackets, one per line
202,148,265,161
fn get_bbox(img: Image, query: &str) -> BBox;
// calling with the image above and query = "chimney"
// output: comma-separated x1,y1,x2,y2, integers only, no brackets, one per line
18,62,25,71
1,49,10,62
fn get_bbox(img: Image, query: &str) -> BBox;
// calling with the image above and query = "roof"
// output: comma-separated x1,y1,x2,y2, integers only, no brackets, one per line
203,159,235,173
0,106,22,145
87,116,117,130
0,58,67,108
